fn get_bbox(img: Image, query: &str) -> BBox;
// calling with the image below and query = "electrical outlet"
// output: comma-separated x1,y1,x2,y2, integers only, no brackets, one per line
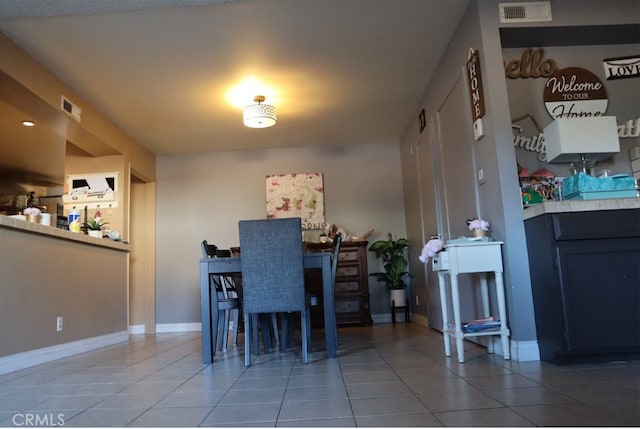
477,168,486,184
56,316,63,332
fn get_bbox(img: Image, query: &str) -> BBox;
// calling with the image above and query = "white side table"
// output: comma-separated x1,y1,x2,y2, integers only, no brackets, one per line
432,240,510,363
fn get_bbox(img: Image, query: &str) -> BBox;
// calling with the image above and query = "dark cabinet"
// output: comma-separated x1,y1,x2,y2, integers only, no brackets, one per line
305,241,373,327
524,208,640,364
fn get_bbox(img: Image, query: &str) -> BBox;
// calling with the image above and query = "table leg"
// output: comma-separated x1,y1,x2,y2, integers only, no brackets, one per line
450,274,465,363
495,271,511,360
437,272,451,357
200,262,213,364
321,254,337,358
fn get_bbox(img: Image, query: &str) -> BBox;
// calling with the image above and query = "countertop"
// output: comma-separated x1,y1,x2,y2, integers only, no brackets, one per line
522,198,640,221
0,215,130,251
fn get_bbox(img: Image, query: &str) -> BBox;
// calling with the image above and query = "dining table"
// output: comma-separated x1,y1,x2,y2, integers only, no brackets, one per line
199,252,336,364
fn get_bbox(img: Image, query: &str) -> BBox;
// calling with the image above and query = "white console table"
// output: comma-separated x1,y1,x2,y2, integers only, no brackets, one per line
432,240,510,363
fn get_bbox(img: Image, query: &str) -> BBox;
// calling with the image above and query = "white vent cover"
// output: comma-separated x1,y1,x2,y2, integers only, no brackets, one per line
499,1,552,23
61,95,82,122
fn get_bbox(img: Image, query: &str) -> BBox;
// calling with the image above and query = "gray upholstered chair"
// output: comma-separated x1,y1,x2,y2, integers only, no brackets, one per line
201,240,242,355
238,218,309,366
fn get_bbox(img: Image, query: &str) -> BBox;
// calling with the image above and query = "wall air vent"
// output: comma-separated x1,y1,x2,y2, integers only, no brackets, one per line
499,2,552,23
61,95,82,122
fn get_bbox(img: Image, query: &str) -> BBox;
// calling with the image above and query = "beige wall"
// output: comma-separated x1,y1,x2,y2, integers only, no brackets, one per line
0,226,128,357
129,180,157,332
156,143,407,324
0,32,157,358
0,33,156,182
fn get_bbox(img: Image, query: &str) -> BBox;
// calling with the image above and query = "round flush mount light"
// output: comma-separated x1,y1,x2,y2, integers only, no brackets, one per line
243,95,277,128
21,120,35,127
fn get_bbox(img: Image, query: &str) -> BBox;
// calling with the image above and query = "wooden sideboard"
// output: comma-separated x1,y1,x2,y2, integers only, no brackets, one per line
305,241,373,327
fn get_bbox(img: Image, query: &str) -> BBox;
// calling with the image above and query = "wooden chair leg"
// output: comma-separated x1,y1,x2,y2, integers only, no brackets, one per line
231,309,239,346
280,313,295,352
244,312,251,367
271,313,280,345
220,310,230,351
301,311,308,364
251,314,259,354
305,305,312,353
211,301,220,357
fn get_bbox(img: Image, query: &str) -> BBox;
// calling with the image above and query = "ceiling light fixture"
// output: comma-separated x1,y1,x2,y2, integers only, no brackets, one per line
21,120,35,127
243,95,277,128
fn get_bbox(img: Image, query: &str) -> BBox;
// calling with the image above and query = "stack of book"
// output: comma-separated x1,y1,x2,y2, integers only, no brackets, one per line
462,316,501,332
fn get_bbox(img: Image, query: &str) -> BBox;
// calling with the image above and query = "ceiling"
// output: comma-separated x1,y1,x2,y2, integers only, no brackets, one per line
0,0,470,155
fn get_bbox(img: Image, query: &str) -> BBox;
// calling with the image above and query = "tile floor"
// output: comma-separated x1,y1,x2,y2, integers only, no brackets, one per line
0,323,639,427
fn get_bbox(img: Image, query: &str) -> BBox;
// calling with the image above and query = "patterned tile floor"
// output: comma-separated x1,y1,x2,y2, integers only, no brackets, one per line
0,323,638,427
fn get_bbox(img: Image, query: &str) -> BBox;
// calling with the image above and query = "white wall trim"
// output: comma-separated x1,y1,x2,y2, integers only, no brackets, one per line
509,339,541,362
371,312,409,325
0,331,129,375
412,313,429,327
128,324,146,334
486,338,540,362
156,322,201,333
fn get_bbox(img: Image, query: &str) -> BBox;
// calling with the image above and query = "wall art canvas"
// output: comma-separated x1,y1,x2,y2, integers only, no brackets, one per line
266,172,325,229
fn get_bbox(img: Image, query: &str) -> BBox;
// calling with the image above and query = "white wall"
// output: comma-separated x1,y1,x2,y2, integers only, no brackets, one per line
156,142,406,325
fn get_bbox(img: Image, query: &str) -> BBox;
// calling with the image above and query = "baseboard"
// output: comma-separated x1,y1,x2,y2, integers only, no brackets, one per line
371,313,540,362
155,322,201,333
509,339,541,361
128,324,145,334
412,313,429,327
484,338,540,362
370,312,415,325
0,331,129,375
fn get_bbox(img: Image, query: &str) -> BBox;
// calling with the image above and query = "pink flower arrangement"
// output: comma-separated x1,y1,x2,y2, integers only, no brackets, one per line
23,207,41,215
467,218,490,231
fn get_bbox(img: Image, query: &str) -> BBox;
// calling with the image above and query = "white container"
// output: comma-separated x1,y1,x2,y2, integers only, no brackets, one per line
40,213,52,226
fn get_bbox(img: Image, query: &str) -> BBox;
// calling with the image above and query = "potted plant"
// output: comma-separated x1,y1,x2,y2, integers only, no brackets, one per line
368,233,411,306
466,218,490,238
23,206,42,223
83,213,108,238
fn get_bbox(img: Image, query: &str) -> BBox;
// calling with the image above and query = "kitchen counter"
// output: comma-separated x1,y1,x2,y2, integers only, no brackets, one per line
523,202,640,364
0,215,129,252
522,197,640,220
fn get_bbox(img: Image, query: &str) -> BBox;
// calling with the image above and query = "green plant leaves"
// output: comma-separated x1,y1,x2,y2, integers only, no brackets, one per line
368,233,411,290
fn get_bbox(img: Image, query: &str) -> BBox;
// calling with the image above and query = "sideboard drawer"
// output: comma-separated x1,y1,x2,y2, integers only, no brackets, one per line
335,281,360,292
339,250,359,262
337,266,359,277
305,240,373,326
335,299,362,314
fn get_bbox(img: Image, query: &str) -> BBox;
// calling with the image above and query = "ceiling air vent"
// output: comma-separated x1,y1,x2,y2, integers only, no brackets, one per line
499,2,552,23
61,95,82,122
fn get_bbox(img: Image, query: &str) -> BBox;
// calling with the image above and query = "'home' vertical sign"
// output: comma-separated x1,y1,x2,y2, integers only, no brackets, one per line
466,49,485,140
